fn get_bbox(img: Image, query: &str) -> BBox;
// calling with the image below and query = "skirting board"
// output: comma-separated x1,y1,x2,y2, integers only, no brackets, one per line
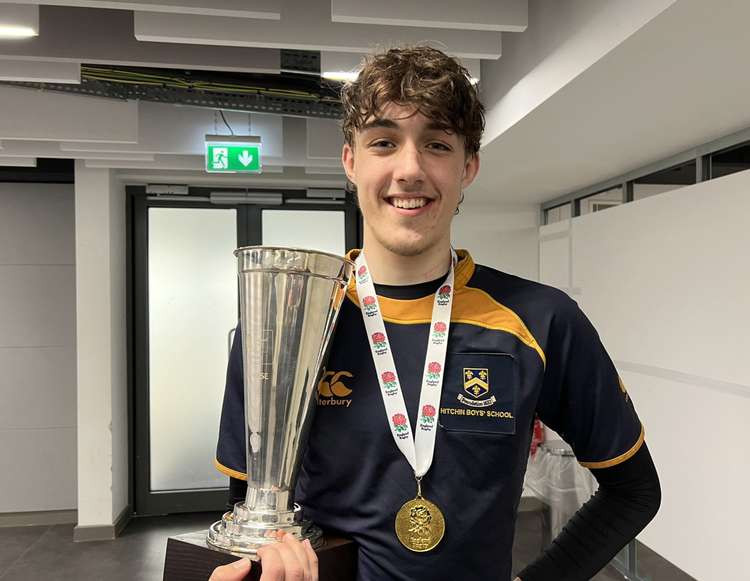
73,504,132,542
0,509,77,528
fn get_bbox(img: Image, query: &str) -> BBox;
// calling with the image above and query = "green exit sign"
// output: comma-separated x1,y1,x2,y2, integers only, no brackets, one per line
205,135,262,173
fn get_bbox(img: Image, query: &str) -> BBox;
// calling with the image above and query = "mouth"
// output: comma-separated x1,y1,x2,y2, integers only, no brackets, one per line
385,195,434,211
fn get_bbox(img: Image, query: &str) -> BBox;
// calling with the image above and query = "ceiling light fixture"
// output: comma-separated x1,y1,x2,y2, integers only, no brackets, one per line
0,25,36,38
321,71,359,82
0,5,39,39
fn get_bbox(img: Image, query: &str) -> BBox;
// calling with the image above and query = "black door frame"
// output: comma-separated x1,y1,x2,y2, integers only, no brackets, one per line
128,185,359,516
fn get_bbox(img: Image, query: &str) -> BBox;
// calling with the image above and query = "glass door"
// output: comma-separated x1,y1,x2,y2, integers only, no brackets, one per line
129,187,359,515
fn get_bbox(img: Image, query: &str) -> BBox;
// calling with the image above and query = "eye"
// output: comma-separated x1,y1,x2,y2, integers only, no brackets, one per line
427,142,452,152
369,139,395,149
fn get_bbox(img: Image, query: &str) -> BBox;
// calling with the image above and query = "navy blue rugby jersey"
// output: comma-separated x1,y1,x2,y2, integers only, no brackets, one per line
215,249,644,581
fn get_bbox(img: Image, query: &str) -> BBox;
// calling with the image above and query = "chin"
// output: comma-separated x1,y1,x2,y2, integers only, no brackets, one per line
381,236,434,258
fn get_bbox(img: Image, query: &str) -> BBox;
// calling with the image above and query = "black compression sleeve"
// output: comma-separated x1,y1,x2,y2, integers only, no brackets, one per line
517,442,661,581
228,476,248,511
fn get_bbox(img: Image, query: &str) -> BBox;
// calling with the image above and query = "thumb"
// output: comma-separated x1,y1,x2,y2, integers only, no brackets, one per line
208,557,251,580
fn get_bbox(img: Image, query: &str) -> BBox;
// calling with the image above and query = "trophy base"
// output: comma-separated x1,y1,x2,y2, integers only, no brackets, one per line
206,502,324,554
164,529,357,581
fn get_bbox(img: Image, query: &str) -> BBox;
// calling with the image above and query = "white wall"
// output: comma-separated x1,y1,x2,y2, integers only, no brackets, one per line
480,0,678,143
74,164,129,529
452,200,539,280
0,183,77,513
539,169,750,581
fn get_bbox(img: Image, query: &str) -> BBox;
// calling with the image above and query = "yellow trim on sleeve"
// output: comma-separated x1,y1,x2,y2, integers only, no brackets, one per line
578,424,646,469
214,458,247,481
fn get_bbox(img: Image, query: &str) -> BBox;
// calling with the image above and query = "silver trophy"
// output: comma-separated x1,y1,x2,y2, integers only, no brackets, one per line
208,246,353,554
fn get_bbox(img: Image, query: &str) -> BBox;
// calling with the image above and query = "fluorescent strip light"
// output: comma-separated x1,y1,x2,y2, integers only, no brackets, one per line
0,5,39,38
321,71,359,82
0,25,36,38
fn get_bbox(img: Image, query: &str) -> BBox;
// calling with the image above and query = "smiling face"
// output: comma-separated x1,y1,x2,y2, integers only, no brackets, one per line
342,103,480,258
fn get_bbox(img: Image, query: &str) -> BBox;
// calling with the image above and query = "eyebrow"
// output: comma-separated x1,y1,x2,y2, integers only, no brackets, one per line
360,118,453,134
360,118,398,132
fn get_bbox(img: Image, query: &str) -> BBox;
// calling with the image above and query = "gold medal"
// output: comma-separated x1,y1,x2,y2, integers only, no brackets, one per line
395,478,445,552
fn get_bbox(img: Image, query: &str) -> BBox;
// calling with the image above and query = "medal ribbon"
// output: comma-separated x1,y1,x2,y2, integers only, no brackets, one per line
354,249,455,478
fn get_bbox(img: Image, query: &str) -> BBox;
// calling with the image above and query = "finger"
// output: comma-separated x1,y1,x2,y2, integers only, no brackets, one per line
208,558,251,581
257,543,286,581
303,539,319,581
269,537,307,581
281,533,312,581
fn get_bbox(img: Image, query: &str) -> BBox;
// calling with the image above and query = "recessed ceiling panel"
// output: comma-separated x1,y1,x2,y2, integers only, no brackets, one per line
0,0,281,19
331,0,527,32
135,0,502,59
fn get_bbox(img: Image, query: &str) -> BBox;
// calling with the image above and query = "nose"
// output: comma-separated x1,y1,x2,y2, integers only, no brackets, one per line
393,143,426,187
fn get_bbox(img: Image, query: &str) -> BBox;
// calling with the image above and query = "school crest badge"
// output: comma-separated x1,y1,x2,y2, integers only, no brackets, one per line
458,368,496,408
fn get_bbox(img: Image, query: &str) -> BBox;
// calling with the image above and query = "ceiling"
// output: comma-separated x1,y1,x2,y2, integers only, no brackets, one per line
2,0,749,207
470,0,750,205
0,0,525,187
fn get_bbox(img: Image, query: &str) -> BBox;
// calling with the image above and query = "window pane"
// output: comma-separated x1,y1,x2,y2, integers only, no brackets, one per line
633,160,696,200
711,142,750,179
544,203,571,225
579,186,622,216
262,210,346,255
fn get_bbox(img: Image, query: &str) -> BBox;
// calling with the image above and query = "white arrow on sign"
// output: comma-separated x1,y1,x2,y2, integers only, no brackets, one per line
238,150,254,167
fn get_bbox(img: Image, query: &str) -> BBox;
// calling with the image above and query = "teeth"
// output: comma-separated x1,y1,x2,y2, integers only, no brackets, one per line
391,197,427,209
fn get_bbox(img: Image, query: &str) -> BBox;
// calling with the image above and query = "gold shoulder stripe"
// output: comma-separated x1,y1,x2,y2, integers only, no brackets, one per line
578,424,645,469
214,458,247,481
452,286,546,367
346,270,546,367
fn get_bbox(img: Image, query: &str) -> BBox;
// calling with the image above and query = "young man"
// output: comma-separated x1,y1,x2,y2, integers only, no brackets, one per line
212,46,661,581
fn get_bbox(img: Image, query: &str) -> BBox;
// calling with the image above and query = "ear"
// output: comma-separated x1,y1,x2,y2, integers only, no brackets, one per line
342,142,356,184
461,153,480,189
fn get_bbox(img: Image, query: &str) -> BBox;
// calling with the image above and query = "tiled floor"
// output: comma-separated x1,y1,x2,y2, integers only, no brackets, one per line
0,511,695,580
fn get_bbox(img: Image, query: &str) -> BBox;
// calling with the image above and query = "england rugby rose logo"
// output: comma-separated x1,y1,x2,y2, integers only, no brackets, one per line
381,370,398,395
371,331,388,355
432,321,447,343
437,284,452,306
392,413,408,434
362,295,378,316
357,265,369,283
426,361,442,386
420,404,436,426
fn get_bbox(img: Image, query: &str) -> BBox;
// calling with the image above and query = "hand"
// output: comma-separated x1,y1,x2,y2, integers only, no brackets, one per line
208,531,319,581
209,557,251,581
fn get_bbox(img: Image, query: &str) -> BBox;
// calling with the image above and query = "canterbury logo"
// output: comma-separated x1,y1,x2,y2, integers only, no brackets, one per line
318,371,353,398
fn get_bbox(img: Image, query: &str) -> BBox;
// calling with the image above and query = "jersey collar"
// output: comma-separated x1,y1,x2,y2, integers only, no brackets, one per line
345,249,475,322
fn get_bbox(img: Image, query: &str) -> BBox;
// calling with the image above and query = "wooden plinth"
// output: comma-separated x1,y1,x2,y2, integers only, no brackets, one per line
163,530,357,581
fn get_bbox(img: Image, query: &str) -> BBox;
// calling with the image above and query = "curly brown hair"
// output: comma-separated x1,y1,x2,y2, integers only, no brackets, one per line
340,46,485,156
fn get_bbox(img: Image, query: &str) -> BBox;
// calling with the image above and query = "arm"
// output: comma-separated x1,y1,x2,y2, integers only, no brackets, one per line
517,442,661,581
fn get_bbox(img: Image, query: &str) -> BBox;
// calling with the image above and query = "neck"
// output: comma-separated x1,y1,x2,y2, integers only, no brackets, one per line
360,238,452,285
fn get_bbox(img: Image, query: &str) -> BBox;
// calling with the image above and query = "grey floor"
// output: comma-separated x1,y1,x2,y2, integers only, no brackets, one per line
0,511,696,580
